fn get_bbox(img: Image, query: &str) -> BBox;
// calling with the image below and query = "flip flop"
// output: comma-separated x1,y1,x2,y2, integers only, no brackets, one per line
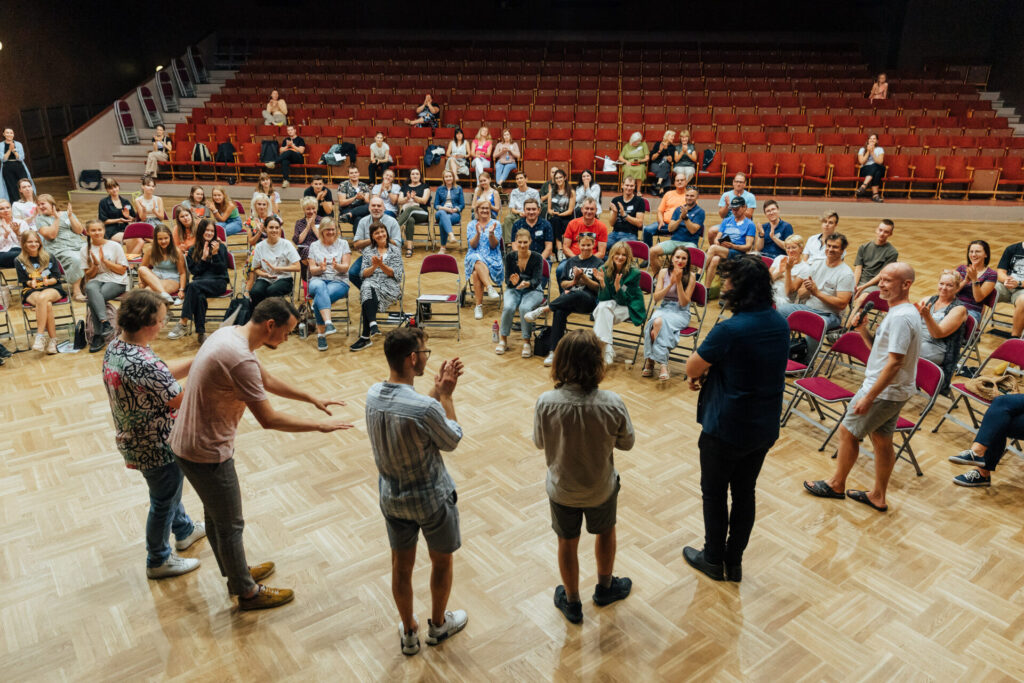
846,489,888,512
803,480,846,499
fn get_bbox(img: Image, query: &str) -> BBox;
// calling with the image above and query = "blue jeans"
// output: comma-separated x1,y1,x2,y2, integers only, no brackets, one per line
308,278,350,324
775,301,841,360
976,393,1024,472
495,161,517,184
642,222,670,247
349,256,363,289
219,217,243,236
500,287,545,338
141,462,195,568
607,231,638,251
436,210,461,246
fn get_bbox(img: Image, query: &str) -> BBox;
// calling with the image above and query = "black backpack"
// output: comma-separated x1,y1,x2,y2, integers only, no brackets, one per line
260,140,279,163
532,326,553,357
192,143,212,162
215,141,235,163
222,296,252,326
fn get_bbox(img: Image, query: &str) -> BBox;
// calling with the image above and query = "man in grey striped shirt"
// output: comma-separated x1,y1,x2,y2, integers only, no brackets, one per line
367,326,467,656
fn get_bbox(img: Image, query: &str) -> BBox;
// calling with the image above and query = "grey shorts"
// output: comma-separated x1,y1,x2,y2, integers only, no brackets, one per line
995,282,1024,305
841,388,906,439
549,476,620,539
383,490,461,554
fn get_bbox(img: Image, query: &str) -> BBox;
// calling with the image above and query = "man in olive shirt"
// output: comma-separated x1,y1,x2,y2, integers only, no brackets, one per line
849,219,898,321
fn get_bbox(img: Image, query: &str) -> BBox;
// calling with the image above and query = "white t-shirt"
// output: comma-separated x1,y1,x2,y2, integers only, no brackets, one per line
12,200,36,223
308,239,351,282
250,238,299,281
859,147,885,166
771,255,811,305
803,233,848,266
805,259,854,316
862,302,920,402
80,241,129,285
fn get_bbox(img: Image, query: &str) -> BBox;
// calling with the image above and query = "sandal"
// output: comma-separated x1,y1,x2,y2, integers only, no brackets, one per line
641,359,654,377
803,480,845,499
846,489,888,512
495,341,506,355
405,248,413,258
658,364,670,381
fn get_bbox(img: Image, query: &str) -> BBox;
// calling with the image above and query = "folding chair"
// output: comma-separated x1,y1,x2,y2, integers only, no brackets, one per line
123,222,156,287
780,331,871,451
361,273,408,330
785,310,827,389
0,278,17,351
416,254,461,340
890,358,944,476
22,285,78,345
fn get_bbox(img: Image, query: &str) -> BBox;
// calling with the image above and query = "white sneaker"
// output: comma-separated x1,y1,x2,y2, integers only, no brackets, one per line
474,305,483,320
400,615,420,656
521,341,532,358
167,322,188,339
426,609,468,645
32,333,47,352
172,297,182,307
160,291,174,304
604,344,616,365
175,521,206,551
543,351,555,367
281,180,289,188
146,553,200,579
523,306,545,323
486,286,500,300
46,337,58,355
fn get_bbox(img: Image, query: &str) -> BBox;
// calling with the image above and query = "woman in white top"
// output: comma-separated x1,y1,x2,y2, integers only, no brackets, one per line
263,90,288,126
770,234,811,307
245,216,300,308
306,218,352,350
0,198,27,268
145,124,172,178
802,210,840,264
81,219,129,352
492,129,521,186
573,169,601,217
251,172,281,216
371,168,400,217
445,127,470,178
133,176,166,244
12,178,37,222
472,172,502,215
856,133,886,203
368,132,393,186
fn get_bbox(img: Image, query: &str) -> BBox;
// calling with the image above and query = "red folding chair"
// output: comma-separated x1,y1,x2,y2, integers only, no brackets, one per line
416,254,461,340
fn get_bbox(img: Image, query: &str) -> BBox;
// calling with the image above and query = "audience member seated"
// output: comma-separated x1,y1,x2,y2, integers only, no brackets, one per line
649,130,677,196
272,125,305,188
398,168,430,257
955,240,997,324
204,186,242,237
15,229,63,355
179,186,208,219
492,129,521,186
35,194,85,300
618,132,649,186
12,178,37,222
465,201,504,320
433,170,464,255
0,198,27,268
856,134,885,202
703,196,757,287
371,168,400,217
592,241,646,366
648,186,704,277
769,235,810,307
98,178,136,243
994,238,1024,337
849,219,898,318
168,219,228,343
868,73,888,101
445,127,470,179
303,175,334,218
642,172,689,247
248,192,285,248
350,223,403,352
137,224,185,306
948,393,1024,488
498,229,546,357
81,219,129,353
547,168,575,254
758,200,793,259
803,210,840,265
573,170,601,218
502,171,540,242
538,166,559,219
251,172,281,216
171,208,197,251
367,131,393,186
524,233,603,367
471,127,493,182
777,233,854,337
306,218,351,352
350,197,403,289
1,128,33,203
642,246,696,381
404,93,440,129
558,197,609,280
145,124,172,179
262,89,288,126
472,171,502,216
672,130,698,186
916,269,967,391
512,198,552,261
337,167,371,228
245,217,299,308
716,173,755,221
134,176,167,231
606,177,646,251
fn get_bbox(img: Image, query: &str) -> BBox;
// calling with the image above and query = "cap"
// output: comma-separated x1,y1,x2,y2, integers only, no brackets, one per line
730,195,746,209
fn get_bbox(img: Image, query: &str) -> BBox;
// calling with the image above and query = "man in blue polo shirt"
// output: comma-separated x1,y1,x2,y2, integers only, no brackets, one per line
648,186,705,277
703,195,756,290
715,173,756,220
757,199,793,259
512,198,553,261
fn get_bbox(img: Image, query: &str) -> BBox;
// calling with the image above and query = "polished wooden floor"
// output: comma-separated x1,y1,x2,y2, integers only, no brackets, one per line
2,182,1024,681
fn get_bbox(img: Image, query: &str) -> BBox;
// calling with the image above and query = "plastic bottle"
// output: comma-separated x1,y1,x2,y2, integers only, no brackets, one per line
491,320,499,342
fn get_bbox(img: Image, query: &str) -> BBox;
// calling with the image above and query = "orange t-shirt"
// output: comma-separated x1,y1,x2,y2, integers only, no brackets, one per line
657,190,688,225
563,218,609,256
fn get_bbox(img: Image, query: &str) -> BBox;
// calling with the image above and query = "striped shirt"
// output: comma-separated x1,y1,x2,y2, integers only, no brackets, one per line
366,382,463,519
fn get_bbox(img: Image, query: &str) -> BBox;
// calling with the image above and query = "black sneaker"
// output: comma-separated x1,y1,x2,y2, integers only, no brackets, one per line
554,585,583,624
592,576,632,606
368,323,380,337
100,321,114,338
682,546,725,581
350,336,372,352
726,564,742,582
0,342,12,358
89,334,106,353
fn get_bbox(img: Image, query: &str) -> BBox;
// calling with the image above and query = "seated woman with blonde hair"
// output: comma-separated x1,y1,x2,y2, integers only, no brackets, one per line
642,245,696,381
592,240,646,366
916,269,968,393
15,229,65,355
769,234,811,307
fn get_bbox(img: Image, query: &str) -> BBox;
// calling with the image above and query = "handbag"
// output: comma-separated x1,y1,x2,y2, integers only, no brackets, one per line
532,326,553,357
963,373,1019,401
222,295,252,327
78,169,103,190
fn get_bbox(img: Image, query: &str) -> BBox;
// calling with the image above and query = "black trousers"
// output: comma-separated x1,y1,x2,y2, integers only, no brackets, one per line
548,289,596,350
2,162,28,202
360,289,379,336
698,431,771,566
549,215,570,245
250,277,292,309
859,164,885,187
368,161,392,186
278,151,303,181
340,203,370,233
181,277,228,333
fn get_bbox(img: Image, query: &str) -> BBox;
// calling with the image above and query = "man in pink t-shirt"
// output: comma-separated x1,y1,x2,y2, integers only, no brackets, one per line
170,297,352,610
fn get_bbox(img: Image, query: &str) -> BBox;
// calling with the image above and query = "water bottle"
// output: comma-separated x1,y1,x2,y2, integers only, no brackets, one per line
491,320,499,343
298,321,307,339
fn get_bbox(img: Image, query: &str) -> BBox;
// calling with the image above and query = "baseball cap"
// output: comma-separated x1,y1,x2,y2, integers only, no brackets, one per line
730,196,745,209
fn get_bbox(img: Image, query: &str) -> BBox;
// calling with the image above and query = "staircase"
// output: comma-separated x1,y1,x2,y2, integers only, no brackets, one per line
981,91,1024,137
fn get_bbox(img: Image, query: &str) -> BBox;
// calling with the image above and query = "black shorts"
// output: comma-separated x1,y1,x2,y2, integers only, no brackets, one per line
549,476,620,539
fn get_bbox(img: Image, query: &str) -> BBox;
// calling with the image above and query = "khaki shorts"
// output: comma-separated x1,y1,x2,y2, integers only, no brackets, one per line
995,282,1024,305
383,491,461,554
549,476,620,539
841,388,905,439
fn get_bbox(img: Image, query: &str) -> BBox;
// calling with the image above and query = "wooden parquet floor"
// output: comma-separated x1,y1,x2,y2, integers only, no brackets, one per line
2,182,1024,681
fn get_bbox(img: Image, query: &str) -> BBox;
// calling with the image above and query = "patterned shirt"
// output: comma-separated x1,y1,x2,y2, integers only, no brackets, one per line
102,339,181,470
338,180,370,203
366,382,463,520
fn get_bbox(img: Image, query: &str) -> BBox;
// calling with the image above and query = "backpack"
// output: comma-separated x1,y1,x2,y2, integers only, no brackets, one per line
73,320,87,350
85,302,119,342
192,143,212,162
222,295,252,326
532,326,553,357
214,141,235,163
78,169,103,190
260,139,279,163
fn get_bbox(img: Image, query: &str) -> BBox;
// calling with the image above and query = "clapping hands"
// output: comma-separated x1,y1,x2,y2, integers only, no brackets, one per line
433,357,464,396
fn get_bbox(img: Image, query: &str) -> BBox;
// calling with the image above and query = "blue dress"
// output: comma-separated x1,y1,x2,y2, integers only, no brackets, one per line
465,219,503,283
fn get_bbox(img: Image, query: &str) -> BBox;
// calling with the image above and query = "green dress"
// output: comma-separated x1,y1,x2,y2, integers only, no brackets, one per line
620,142,649,181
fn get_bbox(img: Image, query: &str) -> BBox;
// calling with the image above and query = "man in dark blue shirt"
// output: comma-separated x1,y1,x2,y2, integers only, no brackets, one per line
683,255,789,582
511,198,553,261
758,199,793,259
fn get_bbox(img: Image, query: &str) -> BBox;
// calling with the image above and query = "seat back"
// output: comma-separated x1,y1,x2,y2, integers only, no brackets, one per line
787,310,826,341
625,240,648,263
990,338,1024,366
420,253,459,275
123,222,154,241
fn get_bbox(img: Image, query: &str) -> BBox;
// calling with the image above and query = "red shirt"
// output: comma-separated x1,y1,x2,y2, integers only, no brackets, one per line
563,218,608,256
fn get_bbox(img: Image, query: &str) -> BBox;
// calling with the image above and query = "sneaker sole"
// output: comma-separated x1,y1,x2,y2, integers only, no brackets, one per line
238,592,295,611
323,328,337,336
350,341,373,352
954,478,991,487
426,621,467,646
175,533,206,551
948,455,985,466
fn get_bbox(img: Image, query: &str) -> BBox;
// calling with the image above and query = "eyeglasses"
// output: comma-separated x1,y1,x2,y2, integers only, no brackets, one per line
581,231,596,238
414,348,432,358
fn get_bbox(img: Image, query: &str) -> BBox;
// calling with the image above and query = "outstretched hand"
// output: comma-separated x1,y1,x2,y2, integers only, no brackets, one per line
318,419,355,433
312,398,347,415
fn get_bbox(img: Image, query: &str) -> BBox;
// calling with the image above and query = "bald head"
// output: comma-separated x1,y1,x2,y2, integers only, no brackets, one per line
888,262,915,283
878,262,914,304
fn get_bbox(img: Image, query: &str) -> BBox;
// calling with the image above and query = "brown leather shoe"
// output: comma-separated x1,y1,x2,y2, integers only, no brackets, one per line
249,562,275,582
238,585,294,610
